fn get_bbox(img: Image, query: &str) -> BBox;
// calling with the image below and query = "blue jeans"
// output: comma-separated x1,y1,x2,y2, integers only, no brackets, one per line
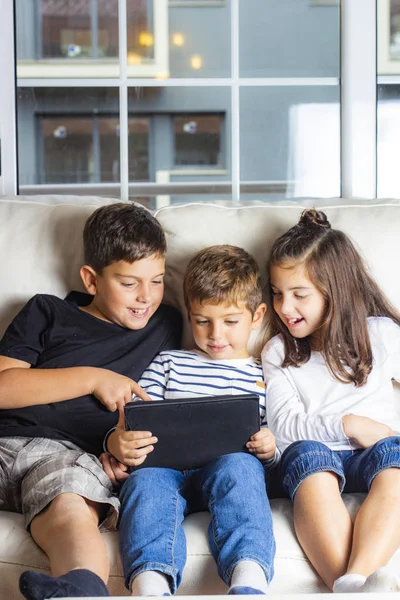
281,437,400,500
118,452,275,593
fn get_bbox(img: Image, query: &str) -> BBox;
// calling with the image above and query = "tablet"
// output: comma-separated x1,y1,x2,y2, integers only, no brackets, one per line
124,393,260,471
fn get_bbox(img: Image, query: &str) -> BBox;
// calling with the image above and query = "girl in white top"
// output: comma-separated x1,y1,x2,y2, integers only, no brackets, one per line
262,208,400,594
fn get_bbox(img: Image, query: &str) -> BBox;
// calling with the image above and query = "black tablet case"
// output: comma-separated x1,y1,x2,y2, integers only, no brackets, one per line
124,393,260,471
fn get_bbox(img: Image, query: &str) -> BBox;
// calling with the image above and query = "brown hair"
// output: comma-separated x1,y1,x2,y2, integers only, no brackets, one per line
268,209,400,386
184,245,263,316
83,203,166,273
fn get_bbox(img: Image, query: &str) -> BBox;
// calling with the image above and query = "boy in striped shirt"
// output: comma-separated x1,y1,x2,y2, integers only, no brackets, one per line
105,245,278,596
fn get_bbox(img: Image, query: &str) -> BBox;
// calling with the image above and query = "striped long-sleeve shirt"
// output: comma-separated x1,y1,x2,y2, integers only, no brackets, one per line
138,349,279,467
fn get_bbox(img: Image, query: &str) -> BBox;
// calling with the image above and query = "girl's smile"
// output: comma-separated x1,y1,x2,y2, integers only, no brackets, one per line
270,262,326,340
286,316,305,328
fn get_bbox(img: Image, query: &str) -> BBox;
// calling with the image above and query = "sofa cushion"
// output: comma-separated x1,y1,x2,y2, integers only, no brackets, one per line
0,197,119,337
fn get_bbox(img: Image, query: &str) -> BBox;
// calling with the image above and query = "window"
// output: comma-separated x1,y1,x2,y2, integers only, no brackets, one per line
173,115,223,167
41,117,98,184
16,0,168,78
128,118,150,181
17,87,120,188
7,0,342,205
378,0,400,197
20,90,150,186
40,0,119,59
378,0,400,74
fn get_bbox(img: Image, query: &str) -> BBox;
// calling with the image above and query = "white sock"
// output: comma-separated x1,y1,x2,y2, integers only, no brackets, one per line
362,567,400,593
333,573,366,593
229,560,269,594
130,570,171,596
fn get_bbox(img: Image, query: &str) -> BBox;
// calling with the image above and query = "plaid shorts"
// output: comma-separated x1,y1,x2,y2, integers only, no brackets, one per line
0,437,120,529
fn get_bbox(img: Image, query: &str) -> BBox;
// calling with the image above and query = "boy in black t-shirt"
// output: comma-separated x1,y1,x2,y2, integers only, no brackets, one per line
0,203,181,600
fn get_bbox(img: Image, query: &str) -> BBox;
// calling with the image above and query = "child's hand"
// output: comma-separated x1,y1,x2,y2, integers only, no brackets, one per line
107,403,157,467
246,427,276,461
90,369,151,412
99,452,129,487
342,414,395,448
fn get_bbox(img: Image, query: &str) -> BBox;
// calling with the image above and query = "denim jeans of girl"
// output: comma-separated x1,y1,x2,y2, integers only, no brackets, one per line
281,436,400,500
118,452,275,593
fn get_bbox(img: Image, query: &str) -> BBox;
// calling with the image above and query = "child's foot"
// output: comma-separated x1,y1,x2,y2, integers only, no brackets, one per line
333,573,366,593
228,560,269,595
130,570,171,596
228,586,266,595
19,569,110,599
361,567,400,592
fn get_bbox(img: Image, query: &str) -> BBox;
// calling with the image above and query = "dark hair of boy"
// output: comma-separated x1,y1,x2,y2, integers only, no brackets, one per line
83,203,167,273
183,244,263,316
267,208,400,387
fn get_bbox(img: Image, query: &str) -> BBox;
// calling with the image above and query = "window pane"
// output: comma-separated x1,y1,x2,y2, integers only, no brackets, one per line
17,87,119,187
239,0,340,77
16,0,119,60
377,84,400,198
127,0,155,62
168,1,231,77
41,118,93,183
98,118,121,182
173,115,222,167
42,0,92,59
127,86,230,182
390,0,400,59
127,87,231,205
240,86,341,198
128,118,150,181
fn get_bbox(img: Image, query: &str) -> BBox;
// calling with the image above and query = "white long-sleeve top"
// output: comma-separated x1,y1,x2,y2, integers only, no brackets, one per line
261,317,400,453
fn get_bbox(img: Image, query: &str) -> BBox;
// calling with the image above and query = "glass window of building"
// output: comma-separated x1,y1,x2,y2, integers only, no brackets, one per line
378,0,400,197
12,0,341,205
173,115,223,167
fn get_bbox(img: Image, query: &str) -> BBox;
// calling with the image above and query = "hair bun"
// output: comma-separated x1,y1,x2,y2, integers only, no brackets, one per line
299,209,331,230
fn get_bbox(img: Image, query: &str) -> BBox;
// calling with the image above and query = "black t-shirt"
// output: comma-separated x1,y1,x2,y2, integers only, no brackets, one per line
0,292,182,455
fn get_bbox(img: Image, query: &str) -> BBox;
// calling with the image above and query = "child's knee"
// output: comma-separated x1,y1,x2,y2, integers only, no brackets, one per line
215,452,264,475
281,442,344,500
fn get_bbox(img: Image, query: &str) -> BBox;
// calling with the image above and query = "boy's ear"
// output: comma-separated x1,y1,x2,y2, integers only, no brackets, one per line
80,265,99,296
251,303,267,330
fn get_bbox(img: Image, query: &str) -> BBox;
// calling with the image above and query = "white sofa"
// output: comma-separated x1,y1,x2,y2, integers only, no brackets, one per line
1,195,400,598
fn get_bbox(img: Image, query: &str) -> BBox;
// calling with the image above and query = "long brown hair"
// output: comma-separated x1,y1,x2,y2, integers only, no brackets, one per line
267,209,400,386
